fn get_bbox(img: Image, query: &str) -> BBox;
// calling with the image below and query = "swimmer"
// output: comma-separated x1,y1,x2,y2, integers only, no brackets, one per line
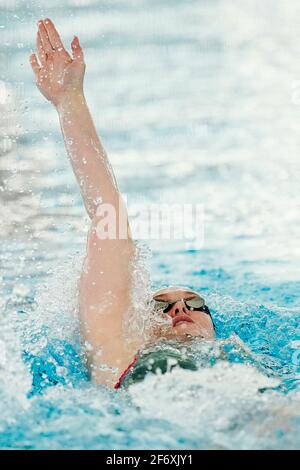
29,19,215,388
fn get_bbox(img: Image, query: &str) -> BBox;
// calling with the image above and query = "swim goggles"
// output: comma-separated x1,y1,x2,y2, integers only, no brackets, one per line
152,294,215,329
153,294,206,313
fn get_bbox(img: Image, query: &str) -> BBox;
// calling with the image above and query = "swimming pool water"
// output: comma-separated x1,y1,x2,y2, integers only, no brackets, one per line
0,0,300,449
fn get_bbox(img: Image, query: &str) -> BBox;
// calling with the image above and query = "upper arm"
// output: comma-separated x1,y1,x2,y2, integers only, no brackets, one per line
79,212,136,387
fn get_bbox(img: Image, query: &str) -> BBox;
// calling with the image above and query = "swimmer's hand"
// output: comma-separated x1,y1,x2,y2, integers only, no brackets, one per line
29,18,85,108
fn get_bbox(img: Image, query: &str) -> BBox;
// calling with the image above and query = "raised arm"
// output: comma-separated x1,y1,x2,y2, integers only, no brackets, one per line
30,19,138,388
30,18,119,218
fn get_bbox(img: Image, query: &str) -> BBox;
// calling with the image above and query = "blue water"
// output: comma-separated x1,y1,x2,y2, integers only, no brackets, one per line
0,0,300,449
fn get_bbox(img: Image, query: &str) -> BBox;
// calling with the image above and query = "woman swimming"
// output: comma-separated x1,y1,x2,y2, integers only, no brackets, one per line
29,19,215,389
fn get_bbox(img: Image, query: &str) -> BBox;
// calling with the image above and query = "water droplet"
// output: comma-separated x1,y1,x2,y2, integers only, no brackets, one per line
84,341,93,352
94,196,102,205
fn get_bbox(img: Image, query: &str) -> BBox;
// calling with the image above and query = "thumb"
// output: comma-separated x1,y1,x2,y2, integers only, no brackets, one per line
71,36,84,63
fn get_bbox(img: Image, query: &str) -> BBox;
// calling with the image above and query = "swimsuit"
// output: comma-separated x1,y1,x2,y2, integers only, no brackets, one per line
114,355,138,389
114,345,198,389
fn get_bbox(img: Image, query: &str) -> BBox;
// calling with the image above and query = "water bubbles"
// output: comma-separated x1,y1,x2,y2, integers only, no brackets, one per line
97,364,119,374
56,366,66,377
166,357,178,371
129,362,281,445
0,0,299,450
95,347,102,358
123,242,152,344
0,81,10,105
94,196,102,205
11,283,31,300
84,341,93,352
0,339,7,367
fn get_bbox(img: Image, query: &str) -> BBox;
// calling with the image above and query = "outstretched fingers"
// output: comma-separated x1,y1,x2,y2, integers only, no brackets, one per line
43,18,69,58
36,31,47,66
71,36,84,63
29,53,41,79
38,20,53,55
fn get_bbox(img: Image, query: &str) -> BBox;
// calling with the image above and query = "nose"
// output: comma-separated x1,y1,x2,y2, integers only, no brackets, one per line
168,300,189,318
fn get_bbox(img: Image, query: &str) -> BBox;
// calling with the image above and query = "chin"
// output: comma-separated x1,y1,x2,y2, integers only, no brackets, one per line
174,324,212,339
152,323,203,341
173,323,198,335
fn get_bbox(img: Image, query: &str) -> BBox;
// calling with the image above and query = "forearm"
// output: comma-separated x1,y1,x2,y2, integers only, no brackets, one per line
30,19,124,222
57,92,119,218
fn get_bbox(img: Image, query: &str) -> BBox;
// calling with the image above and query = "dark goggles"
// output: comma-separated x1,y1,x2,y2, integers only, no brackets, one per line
153,295,205,313
153,294,215,329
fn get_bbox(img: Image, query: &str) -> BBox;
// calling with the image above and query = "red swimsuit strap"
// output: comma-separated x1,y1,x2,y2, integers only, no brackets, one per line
114,355,138,389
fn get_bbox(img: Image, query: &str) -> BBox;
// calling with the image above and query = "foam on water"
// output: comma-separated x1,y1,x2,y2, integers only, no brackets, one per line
0,245,298,449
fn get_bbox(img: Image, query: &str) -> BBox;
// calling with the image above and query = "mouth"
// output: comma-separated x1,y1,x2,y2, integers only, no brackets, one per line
172,314,194,327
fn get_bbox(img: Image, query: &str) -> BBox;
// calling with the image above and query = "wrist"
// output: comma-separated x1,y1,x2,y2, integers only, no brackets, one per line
55,90,86,113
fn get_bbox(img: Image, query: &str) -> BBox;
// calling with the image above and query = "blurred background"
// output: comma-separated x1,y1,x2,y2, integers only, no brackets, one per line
1,0,300,281
0,0,300,450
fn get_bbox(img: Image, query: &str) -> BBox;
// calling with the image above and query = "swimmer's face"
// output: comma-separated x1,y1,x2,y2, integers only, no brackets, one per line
151,286,215,341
